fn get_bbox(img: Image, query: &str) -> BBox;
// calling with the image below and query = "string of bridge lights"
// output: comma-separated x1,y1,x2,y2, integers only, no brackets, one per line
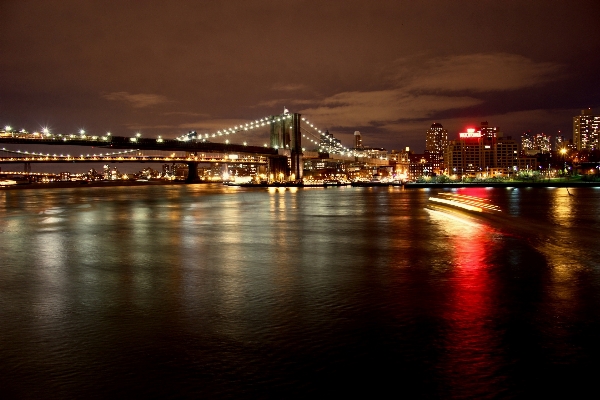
176,114,352,155
4,114,354,155
301,117,353,155
176,114,296,142
0,147,138,158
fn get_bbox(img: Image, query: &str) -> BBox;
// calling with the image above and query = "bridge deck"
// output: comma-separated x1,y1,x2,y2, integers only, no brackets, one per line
0,136,280,155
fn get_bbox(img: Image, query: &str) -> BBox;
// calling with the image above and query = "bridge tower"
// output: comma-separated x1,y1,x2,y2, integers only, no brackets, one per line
185,161,200,183
269,112,303,180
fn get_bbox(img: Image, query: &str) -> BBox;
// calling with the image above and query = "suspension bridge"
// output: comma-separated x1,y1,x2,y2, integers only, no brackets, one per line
0,110,388,182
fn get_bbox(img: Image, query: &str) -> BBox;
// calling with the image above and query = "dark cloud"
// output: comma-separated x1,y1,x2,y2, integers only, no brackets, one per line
102,92,171,108
2,0,600,153
402,53,564,93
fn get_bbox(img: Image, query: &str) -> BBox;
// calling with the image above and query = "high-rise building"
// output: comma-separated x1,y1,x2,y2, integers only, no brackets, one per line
534,134,551,154
444,122,535,176
425,123,448,154
522,130,534,153
354,131,363,149
573,108,600,150
425,123,448,174
479,121,498,140
522,131,551,155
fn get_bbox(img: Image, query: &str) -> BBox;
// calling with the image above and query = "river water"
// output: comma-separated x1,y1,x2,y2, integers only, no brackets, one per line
1,184,600,398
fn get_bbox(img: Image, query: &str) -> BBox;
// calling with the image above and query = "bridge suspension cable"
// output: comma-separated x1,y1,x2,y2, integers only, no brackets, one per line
176,113,296,142
300,117,352,155
176,111,352,155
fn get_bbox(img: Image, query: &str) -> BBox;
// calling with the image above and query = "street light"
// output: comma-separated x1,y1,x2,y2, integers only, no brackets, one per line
560,148,568,178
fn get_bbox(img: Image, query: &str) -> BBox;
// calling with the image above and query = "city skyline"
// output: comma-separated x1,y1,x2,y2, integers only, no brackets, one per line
2,1,600,153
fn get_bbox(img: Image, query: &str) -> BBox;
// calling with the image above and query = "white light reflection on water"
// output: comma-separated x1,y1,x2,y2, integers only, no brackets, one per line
34,228,68,320
2,185,600,398
548,187,575,228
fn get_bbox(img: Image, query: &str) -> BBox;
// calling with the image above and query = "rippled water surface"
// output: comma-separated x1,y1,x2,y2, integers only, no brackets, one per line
1,184,600,398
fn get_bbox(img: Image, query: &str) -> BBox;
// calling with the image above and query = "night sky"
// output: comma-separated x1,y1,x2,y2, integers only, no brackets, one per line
2,0,600,153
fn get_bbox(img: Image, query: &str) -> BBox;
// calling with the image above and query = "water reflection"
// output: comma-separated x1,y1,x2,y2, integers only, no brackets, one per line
2,185,600,397
428,207,505,396
549,187,574,228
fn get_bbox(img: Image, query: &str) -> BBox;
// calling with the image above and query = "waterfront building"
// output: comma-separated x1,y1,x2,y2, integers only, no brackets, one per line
162,164,171,176
425,123,448,174
103,164,111,180
303,158,348,180
573,108,600,150
444,122,535,177
389,148,410,180
408,152,432,180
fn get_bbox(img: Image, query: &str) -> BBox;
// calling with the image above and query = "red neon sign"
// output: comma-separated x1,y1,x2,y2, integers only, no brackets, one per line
459,128,481,138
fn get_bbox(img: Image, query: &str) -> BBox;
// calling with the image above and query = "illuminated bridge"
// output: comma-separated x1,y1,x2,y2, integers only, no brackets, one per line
0,149,268,164
0,110,388,182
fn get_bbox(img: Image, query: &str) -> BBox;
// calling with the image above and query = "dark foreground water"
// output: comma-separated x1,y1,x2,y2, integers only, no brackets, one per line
1,184,600,398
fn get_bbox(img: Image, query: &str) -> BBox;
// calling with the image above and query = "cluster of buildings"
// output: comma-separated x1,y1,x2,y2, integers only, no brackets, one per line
387,108,600,181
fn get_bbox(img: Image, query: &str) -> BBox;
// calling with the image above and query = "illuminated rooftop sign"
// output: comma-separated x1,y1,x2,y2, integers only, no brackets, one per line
459,128,481,138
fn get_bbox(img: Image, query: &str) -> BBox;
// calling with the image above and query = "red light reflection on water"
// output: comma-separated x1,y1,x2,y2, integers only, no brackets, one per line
456,187,493,200
432,210,504,395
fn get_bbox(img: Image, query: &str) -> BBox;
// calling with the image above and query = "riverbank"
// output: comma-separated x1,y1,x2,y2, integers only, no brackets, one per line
0,180,193,190
403,180,600,188
3,179,600,190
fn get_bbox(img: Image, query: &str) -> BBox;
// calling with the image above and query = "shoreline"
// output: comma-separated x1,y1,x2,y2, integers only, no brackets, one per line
2,179,600,190
0,180,199,190
403,180,600,188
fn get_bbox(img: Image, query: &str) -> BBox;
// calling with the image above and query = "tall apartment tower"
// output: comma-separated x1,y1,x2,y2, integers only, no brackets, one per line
534,133,551,154
479,121,498,140
522,131,551,155
573,108,600,150
425,123,448,154
354,131,363,149
522,130,534,153
425,123,448,174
